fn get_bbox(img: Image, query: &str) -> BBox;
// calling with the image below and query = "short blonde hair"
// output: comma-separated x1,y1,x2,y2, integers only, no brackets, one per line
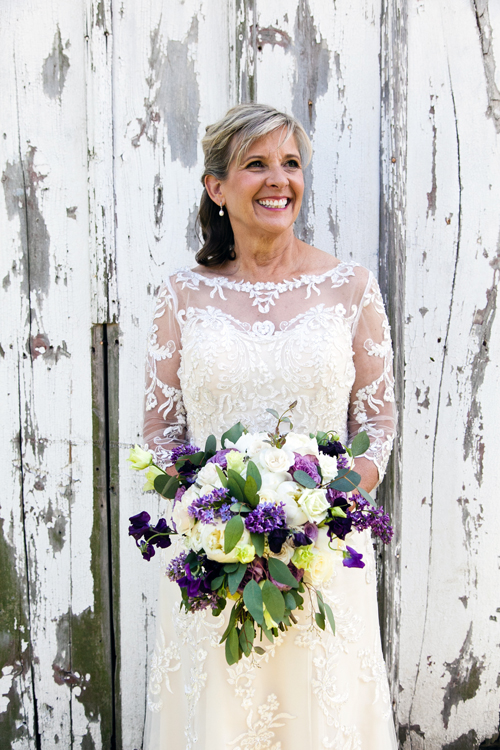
197,103,312,266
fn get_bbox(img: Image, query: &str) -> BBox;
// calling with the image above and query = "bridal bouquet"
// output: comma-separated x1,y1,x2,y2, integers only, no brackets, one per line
128,404,393,665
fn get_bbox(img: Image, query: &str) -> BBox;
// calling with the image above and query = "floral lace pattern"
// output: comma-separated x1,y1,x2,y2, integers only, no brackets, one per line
142,261,397,749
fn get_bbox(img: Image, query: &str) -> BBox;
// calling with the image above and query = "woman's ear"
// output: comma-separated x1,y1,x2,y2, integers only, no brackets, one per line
205,174,224,205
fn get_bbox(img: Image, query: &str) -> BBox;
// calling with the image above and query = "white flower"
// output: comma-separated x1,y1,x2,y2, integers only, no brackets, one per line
268,538,295,565
297,488,330,524
196,462,223,488
127,444,153,470
284,433,319,458
275,481,307,525
260,471,290,490
233,432,270,457
259,446,294,473
172,494,195,534
257,487,279,504
318,453,339,482
200,523,251,563
187,522,204,552
303,549,336,587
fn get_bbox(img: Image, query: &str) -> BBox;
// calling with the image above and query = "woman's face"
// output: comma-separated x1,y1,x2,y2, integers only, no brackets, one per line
214,129,305,241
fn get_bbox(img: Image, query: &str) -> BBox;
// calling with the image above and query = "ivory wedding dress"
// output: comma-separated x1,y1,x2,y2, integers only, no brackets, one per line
142,260,398,750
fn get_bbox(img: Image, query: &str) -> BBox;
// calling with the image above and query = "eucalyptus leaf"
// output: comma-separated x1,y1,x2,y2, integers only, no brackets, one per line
289,589,304,607
230,502,242,512
243,579,264,625
261,581,285,623
250,532,265,558
246,460,262,491
266,408,280,420
316,590,325,616
219,603,238,643
324,602,336,635
329,476,355,492
215,465,228,488
293,470,318,489
268,557,299,589
284,592,296,611
221,422,246,448
261,623,274,643
239,619,255,657
350,431,370,457
188,451,205,466
228,563,248,595
223,563,239,573
210,575,225,591
224,515,244,553
254,646,266,655
315,612,326,630
154,474,180,499
357,487,373,504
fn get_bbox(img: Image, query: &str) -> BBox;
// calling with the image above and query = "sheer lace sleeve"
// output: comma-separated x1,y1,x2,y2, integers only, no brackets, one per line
348,272,396,484
143,277,186,467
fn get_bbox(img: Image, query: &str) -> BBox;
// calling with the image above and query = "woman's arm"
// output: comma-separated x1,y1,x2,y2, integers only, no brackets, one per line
348,272,396,494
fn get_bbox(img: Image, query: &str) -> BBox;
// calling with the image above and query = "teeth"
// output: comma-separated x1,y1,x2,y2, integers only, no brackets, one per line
258,198,288,208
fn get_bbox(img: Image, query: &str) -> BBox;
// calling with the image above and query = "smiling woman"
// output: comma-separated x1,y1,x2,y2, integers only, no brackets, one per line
142,103,397,749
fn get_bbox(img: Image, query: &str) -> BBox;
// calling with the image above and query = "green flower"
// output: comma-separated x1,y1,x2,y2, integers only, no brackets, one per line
226,450,245,475
128,444,153,470
291,544,315,571
235,543,256,564
142,465,164,492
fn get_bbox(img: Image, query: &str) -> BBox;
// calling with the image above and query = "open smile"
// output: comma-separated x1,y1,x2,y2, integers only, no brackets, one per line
256,198,291,210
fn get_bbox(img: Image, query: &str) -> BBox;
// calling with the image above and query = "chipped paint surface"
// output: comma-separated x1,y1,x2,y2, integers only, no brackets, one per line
1,1,499,748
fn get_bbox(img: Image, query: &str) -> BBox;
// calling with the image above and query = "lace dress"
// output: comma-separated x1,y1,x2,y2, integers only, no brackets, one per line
142,260,398,750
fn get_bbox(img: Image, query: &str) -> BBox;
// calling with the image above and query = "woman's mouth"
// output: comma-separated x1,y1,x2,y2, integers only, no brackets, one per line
257,198,290,209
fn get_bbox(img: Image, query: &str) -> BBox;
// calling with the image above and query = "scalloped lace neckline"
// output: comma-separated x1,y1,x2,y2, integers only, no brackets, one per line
179,261,355,291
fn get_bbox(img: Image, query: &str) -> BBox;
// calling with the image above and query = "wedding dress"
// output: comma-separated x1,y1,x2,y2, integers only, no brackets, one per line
142,259,398,750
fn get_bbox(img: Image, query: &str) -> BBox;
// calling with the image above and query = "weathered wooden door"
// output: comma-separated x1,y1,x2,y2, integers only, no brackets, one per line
1,1,499,748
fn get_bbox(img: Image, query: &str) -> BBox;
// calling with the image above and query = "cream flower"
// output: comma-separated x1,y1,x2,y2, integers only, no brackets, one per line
233,432,270,457
297,488,330,524
257,487,279,504
268,538,295,565
303,549,336,587
142,465,164,492
260,471,290,490
172,494,196,534
196,462,223,488
200,523,251,563
318,453,339,482
284,433,319,458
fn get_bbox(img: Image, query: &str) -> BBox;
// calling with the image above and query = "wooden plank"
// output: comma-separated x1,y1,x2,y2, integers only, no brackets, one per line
255,0,382,273
399,1,500,746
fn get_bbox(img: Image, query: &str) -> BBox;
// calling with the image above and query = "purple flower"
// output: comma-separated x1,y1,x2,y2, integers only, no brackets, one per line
207,449,233,468
170,444,200,463
144,518,172,549
139,540,155,561
268,527,289,553
128,511,151,540
343,545,365,569
349,495,394,544
290,454,321,485
166,551,188,581
303,522,319,542
239,558,266,591
327,488,348,507
244,502,286,534
293,531,313,547
188,488,230,524
319,440,346,457
326,516,352,541
336,454,350,470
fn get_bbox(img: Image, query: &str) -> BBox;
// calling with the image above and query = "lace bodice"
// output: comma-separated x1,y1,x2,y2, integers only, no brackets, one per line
143,260,396,483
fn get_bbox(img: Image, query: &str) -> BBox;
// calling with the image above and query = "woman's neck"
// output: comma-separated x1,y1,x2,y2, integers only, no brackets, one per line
220,231,307,283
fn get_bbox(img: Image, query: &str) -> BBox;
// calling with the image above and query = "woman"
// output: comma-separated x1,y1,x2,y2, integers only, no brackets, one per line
143,103,397,749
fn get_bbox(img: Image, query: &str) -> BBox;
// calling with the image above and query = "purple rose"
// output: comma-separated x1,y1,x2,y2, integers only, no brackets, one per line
303,522,319,542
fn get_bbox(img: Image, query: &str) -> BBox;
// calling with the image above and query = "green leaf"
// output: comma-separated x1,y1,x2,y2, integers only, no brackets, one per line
228,563,248,595
350,431,370,457
316,590,325,616
227,477,244,503
268,557,299,589
357,487,373,504
221,422,246,448
224,515,244,553
289,589,304,607
239,619,255,657
223,563,239,573
225,627,240,665
324,602,336,635
261,581,285,623
329,474,356,492
204,434,217,456
315,612,326,630
154,474,180,499
293,470,317,488
215,465,228,488
246,460,262,491
210,575,225,591
284,592,296,611
243,580,264,625
250,532,265,557
219,603,238,643
266,408,280,420
230,502,242,512
244,475,259,507
281,416,291,423
254,646,266,655
188,451,205,466
261,623,274,643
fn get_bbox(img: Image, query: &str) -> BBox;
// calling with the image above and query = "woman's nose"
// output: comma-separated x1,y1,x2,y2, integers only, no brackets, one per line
266,165,289,189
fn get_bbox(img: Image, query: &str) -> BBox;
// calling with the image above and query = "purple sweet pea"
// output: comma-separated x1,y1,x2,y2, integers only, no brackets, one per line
268,527,289,554
293,531,313,547
144,517,172,548
128,511,151,540
343,545,365,569
319,440,346,457
177,563,202,597
139,540,155,561
326,516,352,541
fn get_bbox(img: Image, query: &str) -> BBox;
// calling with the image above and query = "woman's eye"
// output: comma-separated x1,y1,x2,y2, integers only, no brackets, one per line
285,159,300,168
246,160,264,168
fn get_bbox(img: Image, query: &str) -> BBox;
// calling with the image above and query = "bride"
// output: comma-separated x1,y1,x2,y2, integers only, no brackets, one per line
143,103,397,749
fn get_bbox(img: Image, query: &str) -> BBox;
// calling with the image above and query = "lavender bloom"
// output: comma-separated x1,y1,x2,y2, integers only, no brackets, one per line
336,454,350,470
290,454,321,485
166,551,188,581
188,487,230,524
207,449,234,468
319,440,346,457
170,444,200,463
244,502,286,534
349,495,394,544
343,545,365,569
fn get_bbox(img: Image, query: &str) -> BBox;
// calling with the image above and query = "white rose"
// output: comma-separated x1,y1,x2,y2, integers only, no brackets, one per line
257,487,279,504
259,446,294,473
234,432,270,457
260,471,290,490
269,539,295,565
196,462,223,488
197,483,217,499
284,433,319,458
297,488,330,524
183,485,200,503
200,522,251,563
303,549,336,587
279,495,308,526
172,495,195,534
318,453,338,482
187,522,204,552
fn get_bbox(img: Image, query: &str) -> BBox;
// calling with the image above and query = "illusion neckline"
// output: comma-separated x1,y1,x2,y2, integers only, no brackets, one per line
178,260,356,290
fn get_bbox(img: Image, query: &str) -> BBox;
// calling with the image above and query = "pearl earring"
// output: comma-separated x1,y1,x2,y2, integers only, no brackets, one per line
219,202,224,217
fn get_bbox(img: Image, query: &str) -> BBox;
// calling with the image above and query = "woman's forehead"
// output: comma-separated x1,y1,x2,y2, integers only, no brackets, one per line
239,130,299,160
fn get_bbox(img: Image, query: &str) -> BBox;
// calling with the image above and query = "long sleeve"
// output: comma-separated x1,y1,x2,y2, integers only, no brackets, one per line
348,272,396,484
143,278,186,467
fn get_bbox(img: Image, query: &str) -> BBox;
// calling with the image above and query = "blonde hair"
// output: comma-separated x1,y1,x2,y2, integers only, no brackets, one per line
196,103,312,267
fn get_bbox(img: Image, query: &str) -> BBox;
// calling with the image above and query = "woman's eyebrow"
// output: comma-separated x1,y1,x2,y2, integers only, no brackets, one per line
242,152,300,161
